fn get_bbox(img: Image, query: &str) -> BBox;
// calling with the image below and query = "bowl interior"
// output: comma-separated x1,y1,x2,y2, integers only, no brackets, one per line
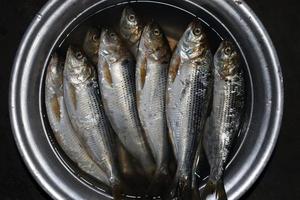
41,1,252,198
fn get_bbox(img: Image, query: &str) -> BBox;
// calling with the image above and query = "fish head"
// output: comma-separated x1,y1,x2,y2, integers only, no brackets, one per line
180,20,208,60
119,7,142,45
100,28,128,64
83,27,100,65
46,53,64,90
215,41,240,80
65,46,93,85
141,21,170,61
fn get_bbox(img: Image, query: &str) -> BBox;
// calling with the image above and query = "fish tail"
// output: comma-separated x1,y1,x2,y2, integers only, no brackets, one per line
147,164,171,196
200,179,227,200
164,172,192,200
110,178,123,200
192,186,201,200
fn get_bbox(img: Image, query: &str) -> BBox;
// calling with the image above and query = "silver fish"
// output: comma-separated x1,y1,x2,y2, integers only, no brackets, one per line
83,27,101,66
83,27,137,179
119,6,143,57
63,47,122,199
98,28,155,178
45,54,109,185
136,21,171,190
166,20,213,199
201,41,244,200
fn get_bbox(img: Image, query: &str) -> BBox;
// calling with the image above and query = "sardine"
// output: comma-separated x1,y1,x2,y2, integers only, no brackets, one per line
166,20,213,199
136,21,171,191
83,27,137,179
63,47,122,199
119,7,143,57
97,28,155,179
201,41,244,200
83,27,101,66
45,54,109,185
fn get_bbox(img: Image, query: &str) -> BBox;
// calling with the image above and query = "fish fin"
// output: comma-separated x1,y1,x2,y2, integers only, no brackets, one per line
147,164,171,196
136,56,147,91
65,83,77,111
50,95,61,122
102,60,113,87
169,54,181,83
200,179,227,200
164,173,192,200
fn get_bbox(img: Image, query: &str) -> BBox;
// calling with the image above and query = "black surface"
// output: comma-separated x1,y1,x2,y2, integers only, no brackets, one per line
0,0,299,199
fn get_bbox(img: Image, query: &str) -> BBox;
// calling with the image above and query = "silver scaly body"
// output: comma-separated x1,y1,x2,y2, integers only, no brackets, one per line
98,28,155,178
136,22,171,192
45,54,109,185
166,21,213,199
63,47,122,199
201,41,244,200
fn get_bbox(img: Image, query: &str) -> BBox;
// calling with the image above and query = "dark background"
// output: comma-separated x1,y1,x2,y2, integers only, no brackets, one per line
0,0,299,199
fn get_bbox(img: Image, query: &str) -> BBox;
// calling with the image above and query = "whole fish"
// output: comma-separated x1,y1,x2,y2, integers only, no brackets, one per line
83,27,100,66
166,20,213,199
119,6,143,57
45,54,109,185
97,28,155,179
136,21,171,191
83,27,137,179
63,47,122,199
201,41,245,200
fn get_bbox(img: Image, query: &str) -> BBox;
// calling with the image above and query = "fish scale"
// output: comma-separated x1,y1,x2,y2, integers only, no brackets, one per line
139,61,168,161
67,77,114,172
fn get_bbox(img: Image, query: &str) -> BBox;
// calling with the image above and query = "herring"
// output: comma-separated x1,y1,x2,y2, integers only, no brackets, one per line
63,46,123,199
45,53,109,185
201,41,245,200
83,27,137,179
136,21,171,193
97,28,156,179
166,20,213,199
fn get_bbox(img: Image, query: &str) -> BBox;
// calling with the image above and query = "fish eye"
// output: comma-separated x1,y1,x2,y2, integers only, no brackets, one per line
154,28,160,36
224,47,232,55
128,14,136,22
92,34,100,42
109,32,117,41
75,51,83,60
110,32,115,37
193,28,202,36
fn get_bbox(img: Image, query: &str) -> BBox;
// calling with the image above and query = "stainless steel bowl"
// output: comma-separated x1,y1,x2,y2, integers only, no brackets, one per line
9,0,283,199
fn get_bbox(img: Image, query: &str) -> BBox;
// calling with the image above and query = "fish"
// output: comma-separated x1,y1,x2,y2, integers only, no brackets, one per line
166,20,213,199
83,27,101,66
63,47,123,199
200,41,245,200
45,53,109,186
136,21,171,193
97,28,156,179
119,6,143,57
82,27,138,179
